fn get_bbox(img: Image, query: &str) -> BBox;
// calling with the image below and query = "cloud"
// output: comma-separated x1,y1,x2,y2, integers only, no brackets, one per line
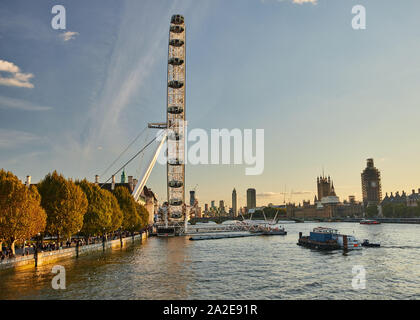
292,0,317,4
0,95,52,111
257,192,281,197
60,31,79,41
0,150,44,167
291,191,312,195
257,191,312,197
260,0,317,4
0,129,42,148
84,1,185,153
0,59,34,88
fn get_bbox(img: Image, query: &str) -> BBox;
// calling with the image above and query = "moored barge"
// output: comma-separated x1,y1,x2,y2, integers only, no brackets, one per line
297,227,362,250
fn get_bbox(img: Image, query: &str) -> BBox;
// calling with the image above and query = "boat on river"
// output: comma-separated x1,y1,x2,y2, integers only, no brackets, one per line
248,224,287,235
298,227,362,251
362,239,381,247
360,219,381,225
260,225,287,235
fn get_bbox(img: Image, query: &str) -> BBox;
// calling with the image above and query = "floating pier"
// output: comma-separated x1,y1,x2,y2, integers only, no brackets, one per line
189,232,262,241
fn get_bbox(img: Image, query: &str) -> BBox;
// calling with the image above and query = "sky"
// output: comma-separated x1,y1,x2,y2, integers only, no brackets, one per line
1,0,420,209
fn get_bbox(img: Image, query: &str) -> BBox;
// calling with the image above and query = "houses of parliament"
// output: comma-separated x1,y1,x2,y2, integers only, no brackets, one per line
287,173,362,219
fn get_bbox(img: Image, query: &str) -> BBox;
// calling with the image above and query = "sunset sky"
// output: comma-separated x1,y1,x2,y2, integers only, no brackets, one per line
1,0,420,209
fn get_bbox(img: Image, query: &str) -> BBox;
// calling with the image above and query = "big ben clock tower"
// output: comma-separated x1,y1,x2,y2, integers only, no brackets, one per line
361,158,382,207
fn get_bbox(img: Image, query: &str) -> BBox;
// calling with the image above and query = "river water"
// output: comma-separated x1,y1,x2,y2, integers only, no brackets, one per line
1,222,419,300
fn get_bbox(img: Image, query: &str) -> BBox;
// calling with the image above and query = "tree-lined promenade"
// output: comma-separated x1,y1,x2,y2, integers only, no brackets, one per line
0,169,149,258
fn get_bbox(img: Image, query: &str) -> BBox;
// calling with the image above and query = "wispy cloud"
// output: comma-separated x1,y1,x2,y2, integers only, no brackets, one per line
260,0,317,4
257,192,282,197
292,0,317,4
60,31,79,41
291,191,312,195
0,95,52,111
257,191,312,197
0,59,34,88
84,1,187,154
0,129,42,148
0,150,44,168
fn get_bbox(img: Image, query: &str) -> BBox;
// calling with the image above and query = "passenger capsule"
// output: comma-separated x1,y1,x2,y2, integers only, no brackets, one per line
168,132,182,141
171,15,184,25
168,159,183,166
170,199,183,206
168,106,183,114
171,212,183,219
168,180,183,188
168,80,184,89
168,57,184,66
170,25,184,33
169,39,184,47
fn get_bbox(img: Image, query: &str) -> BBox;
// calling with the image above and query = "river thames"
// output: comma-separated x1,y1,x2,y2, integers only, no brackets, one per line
0,222,419,300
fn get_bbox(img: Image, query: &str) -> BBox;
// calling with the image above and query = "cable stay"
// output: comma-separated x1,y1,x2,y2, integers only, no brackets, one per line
135,128,151,180
99,125,148,179
100,129,167,188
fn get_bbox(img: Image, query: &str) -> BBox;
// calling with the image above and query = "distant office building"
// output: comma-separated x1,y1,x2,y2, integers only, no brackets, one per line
204,203,209,212
247,188,256,209
211,200,215,209
189,190,196,206
361,158,382,207
196,206,202,218
232,188,237,217
219,200,225,213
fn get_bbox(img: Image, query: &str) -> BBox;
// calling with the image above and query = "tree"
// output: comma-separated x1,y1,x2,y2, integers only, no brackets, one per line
113,186,141,232
37,171,88,242
415,203,420,217
365,204,379,217
102,189,123,233
77,180,112,236
263,207,287,220
394,203,407,217
0,169,47,254
77,180,123,236
382,203,394,217
406,206,419,218
135,203,149,231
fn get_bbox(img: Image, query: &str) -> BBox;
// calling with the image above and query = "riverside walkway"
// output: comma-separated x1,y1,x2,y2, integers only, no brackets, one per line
0,231,149,271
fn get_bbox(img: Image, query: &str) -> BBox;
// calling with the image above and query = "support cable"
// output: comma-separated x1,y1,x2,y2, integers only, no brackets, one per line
100,129,166,187
99,126,148,179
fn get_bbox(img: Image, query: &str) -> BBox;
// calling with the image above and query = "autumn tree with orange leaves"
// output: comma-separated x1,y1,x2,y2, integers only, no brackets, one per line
37,171,88,244
0,169,47,255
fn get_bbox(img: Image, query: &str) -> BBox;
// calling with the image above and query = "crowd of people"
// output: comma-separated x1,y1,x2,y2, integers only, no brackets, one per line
0,248,15,261
0,227,152,263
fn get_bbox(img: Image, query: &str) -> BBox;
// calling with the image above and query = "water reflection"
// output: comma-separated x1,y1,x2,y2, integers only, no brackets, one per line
0,223,420,299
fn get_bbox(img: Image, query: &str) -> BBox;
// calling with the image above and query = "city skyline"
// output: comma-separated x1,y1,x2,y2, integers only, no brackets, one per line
1,0,420,208
195,159,420,211
1,2,420,304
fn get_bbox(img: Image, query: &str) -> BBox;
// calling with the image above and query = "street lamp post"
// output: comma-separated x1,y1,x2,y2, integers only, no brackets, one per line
131,224,135,242
76,229,80,258
34,233,40,267
119,226,123,248
102,227,106,251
